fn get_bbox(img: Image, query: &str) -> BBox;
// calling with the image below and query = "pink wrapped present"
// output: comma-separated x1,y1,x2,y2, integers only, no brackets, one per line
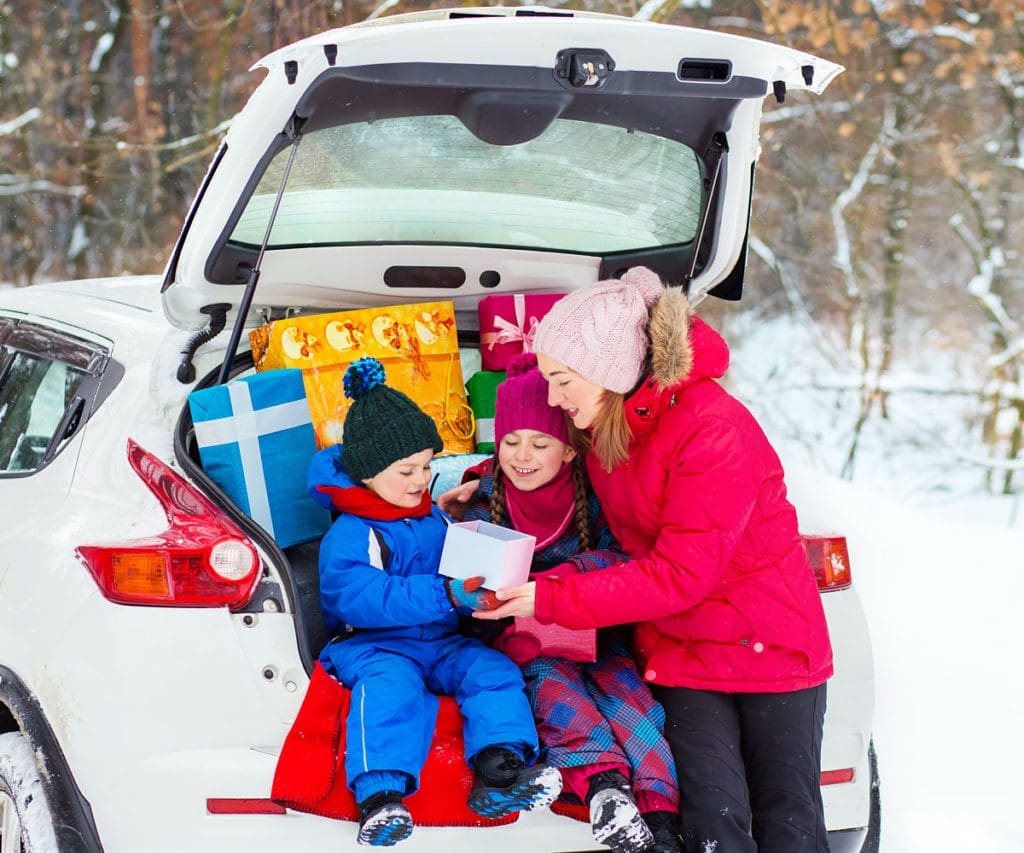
478,293,565,371
513,616,597,663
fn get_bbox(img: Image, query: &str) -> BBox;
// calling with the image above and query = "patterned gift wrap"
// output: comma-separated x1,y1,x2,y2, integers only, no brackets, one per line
187,369,331,548
250,301,475,454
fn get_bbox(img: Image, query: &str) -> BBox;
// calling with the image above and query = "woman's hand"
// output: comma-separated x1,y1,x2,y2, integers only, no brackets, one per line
473,581,537,620
436,480,479,520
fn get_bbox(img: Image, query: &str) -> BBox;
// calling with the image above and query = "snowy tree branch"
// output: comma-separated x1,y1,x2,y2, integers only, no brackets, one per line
831,102,895,300
0,175,86,198
749,234,843,368
0,108,41,136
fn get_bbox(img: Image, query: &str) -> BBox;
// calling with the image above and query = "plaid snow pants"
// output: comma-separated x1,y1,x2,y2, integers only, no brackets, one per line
522,638,679,813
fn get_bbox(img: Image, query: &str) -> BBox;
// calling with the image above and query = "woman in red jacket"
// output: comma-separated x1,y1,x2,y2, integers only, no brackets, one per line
473,267,834,853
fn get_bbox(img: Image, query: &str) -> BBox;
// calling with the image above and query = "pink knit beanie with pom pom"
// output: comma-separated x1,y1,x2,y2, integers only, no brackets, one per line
532,266,665,393
493,353,570,447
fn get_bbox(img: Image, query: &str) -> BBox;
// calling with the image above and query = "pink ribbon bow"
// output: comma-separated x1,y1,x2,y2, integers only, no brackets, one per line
481,294,540,353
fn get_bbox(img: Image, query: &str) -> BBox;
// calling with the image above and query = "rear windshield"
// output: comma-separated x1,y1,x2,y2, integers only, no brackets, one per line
229,115,703,254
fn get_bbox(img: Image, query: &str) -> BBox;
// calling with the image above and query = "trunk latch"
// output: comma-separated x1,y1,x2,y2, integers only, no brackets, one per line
555,49,615,88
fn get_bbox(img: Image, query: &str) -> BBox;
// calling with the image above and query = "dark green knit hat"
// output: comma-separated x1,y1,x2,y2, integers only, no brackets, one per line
341,357,443,481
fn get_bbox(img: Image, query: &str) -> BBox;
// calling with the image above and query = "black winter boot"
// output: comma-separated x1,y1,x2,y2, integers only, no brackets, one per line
586,770,654,853
468,746,562,818
642,810,683,853
356,790,414,847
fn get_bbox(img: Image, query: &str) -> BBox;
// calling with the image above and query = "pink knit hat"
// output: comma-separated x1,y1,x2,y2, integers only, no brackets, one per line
494,353,570,446
532,266,664,393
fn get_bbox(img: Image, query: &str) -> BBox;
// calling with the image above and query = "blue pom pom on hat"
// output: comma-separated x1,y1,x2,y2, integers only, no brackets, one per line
341,357,444,481
343,356,388,401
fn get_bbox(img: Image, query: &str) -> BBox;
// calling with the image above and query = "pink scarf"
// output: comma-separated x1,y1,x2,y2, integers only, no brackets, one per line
503,462,576,551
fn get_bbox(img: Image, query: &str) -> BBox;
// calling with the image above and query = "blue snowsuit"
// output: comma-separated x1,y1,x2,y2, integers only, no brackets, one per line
308,446,539,798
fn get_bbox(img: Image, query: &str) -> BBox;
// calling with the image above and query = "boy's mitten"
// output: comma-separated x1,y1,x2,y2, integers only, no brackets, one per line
445,576,500,611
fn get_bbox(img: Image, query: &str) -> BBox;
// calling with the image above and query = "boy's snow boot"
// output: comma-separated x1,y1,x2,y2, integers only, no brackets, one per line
586,770,654,853
467,746,562,818
642,809,683,853
356,790,414,847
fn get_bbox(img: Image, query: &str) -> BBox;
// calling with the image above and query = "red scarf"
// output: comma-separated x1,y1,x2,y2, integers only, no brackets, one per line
503,462,576,551
316,484,433,521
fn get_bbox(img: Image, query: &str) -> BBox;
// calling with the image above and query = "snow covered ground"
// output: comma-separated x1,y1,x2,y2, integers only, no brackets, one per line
718,311,1024,851
783,459,1024,852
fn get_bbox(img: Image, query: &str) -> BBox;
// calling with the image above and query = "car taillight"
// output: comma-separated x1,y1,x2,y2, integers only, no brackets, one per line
802,535,852,592
820,768,855,785
76,439,260,609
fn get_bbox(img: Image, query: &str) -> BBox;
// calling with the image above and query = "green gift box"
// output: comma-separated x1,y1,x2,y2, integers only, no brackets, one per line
465,370,505,453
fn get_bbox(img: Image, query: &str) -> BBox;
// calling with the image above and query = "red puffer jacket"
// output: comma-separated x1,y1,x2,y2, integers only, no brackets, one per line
534,291,833,694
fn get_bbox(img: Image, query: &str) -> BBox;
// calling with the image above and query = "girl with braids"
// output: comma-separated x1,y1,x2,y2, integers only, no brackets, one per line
456,353,682,853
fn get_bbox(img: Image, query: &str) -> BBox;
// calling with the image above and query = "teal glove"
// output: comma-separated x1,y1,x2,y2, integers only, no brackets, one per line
445,576,500,611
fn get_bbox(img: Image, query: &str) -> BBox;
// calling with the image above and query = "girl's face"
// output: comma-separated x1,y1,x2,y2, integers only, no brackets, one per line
362,447,434,508
498,428,575,492
536,353,606,430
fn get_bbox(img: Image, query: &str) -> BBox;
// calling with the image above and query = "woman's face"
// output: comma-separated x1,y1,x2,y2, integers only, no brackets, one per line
362,447,434,508
497,428,575,492
536,353,606,430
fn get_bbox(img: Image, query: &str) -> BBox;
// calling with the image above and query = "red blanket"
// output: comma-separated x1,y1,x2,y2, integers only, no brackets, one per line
271,662,517,826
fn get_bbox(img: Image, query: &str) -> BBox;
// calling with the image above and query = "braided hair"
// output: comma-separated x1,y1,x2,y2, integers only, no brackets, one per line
489,462,509,529
490,453,593,551
571,456,593,552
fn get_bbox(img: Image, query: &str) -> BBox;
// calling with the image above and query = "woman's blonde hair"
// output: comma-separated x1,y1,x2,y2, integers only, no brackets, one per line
568,389,631,472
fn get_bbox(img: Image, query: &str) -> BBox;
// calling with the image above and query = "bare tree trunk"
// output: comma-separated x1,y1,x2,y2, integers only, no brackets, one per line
878,58,912,419
74,0,132,280
830,103,893,478
205,0,247,132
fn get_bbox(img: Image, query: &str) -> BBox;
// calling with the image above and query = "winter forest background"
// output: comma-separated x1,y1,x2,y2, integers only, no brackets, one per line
1,0,1023,525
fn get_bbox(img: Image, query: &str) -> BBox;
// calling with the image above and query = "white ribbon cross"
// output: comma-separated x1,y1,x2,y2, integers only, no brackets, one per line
193,382,311,538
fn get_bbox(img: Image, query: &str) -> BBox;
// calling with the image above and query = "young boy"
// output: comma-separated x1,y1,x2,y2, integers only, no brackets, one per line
308,356,560,847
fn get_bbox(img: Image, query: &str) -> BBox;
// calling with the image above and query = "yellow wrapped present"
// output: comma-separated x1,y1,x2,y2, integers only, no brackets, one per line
250,302,475,454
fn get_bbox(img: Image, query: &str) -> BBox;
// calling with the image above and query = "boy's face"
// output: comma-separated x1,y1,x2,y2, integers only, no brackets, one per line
362,447,434,508
498,428,575,492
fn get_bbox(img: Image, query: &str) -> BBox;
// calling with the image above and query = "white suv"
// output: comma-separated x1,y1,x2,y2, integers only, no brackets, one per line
0,8,876,852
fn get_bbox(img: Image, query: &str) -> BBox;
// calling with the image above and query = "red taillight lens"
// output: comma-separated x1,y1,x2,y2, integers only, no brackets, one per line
76,439,260,609
206,798,286,815
820,768,855,785
802,535,852,591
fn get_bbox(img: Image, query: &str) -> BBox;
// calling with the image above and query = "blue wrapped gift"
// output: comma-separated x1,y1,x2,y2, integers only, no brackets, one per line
188,369,331,548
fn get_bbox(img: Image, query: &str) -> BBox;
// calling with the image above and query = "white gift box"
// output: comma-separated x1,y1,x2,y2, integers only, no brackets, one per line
439,521,535,591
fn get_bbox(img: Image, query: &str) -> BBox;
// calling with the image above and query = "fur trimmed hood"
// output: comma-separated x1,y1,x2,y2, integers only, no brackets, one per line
647,287,728,391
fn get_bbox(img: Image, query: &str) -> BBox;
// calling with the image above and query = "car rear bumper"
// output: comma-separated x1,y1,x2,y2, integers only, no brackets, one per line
90,745,600,853
827,826,868,853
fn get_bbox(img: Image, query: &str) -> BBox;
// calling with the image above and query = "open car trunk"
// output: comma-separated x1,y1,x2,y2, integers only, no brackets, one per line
174,352,329,673
161,8,843,338
174,326,491,674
